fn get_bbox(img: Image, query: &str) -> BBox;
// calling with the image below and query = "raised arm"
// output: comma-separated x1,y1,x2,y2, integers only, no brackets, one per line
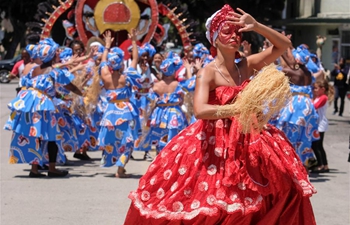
228,8,291,74
100,30,114,80
129,29,139,69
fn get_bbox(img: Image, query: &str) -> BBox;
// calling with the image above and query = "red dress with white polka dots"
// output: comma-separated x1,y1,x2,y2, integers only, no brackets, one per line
124,84,317,225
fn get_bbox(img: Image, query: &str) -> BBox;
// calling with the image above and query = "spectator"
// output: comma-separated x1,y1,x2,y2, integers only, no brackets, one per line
331,57,349,116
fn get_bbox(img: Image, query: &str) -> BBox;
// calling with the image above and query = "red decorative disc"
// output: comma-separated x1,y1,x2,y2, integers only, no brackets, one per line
103,3,130,23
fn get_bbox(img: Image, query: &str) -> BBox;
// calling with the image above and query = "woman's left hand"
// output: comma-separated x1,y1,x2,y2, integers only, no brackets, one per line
227,8,257,32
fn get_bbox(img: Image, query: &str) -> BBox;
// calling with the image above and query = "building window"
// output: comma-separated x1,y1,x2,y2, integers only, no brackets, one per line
341,31,350,62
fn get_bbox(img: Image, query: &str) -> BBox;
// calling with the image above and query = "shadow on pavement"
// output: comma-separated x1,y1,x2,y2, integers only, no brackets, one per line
14,172,110,179
328,118,350,124
309,168,346,183
61,159,100,167
104,173,143,179
309,178,330,182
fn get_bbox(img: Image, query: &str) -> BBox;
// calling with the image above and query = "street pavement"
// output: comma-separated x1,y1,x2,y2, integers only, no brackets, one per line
0,82,349,225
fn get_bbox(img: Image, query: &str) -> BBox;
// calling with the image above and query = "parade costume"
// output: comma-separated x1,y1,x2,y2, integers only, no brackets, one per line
98,47,142,168
124,5,316,225
132,43,156,152
84,46,106,151
270,46,319,167
125,77,316,225
139,55,187,152
54,49,80,155
4,43,72,165
55,85,79,153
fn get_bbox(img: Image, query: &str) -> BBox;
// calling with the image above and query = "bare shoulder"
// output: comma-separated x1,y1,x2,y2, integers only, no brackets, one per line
196,63,215,81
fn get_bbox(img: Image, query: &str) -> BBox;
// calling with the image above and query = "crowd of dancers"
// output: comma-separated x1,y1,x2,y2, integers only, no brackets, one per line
4,17,334,180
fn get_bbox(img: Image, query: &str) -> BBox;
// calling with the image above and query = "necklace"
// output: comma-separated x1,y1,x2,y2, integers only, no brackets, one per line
214,59,241,85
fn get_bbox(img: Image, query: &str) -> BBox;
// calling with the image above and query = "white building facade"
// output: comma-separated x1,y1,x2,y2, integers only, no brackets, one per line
270,0,350,70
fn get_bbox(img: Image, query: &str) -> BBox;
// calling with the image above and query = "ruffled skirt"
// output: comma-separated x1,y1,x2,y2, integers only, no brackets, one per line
124,118,316,225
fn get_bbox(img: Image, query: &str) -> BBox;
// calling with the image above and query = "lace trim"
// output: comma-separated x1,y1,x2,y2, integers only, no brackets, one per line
129,192,264,220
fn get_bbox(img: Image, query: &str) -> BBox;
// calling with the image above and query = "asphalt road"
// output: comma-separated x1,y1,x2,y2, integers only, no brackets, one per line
0,82,349,225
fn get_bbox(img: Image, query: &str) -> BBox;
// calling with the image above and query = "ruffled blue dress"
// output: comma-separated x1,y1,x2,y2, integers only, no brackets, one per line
270,82,319,166
98,67,142,167
4,67,73,165
85,73,105,151
140,85,188,152
55,84,79,153
131,71,154,151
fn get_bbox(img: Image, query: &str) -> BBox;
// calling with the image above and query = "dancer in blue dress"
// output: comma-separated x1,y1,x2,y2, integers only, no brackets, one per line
270,45,319,168
98,30,142,178
140,53,188,153
84,44,106,152
4,39,83,177
131,43,156,160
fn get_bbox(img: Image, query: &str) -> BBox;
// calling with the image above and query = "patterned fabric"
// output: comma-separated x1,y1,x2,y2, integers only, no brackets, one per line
92,45,105,61
59,47,73,63
5,67,73,165
160,58,177,76
125,85,316,225
26,44,38,59
37,44,57,63
54,74,79,154
107,47,124,71
86,109,102,151
292,46,310,65
138,85,188,152
141,43,156,57
203,55,214,67
180,76,196,93
130,66,155,151
98,68,142,167
193,43,209,59
205,4,241,47
71,111,91,149
269,84,319,167
52,97,77,163
57,103,79,153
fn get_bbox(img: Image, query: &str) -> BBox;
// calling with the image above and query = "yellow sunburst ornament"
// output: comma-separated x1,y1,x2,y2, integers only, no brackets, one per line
94,0,140,33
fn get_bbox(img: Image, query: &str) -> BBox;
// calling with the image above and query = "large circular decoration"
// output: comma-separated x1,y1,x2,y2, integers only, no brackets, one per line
94,0,140,33
30,0,196,50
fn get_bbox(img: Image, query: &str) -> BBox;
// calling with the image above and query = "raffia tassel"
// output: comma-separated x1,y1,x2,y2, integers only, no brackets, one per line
216,64,291,134
182,92,194,124
83,67,102,114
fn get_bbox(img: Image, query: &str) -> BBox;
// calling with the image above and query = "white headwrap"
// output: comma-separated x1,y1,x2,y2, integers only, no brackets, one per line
205,10,220,47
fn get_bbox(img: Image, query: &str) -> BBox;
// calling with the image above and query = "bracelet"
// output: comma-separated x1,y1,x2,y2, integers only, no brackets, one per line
61,94,65,100
85,55,88,60
105,47,110,51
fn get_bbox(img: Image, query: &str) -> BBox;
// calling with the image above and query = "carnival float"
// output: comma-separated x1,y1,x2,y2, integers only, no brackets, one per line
26,0,198,56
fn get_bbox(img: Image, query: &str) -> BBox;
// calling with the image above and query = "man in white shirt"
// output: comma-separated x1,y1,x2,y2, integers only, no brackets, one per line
8,49,30,94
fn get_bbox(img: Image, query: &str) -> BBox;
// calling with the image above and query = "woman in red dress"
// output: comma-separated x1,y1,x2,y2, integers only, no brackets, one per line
124,4,316,225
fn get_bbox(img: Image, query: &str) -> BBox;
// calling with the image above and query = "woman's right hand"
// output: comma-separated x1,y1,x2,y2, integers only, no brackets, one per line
128,28,137,41
227,8,257,33
183,59,192,70
103,30,114,48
